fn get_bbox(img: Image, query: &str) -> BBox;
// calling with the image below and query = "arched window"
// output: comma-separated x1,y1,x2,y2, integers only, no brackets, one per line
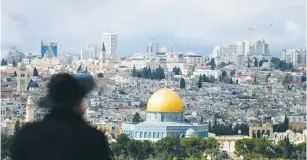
135,131,138,138
153,132,156,138
148,132,151,138
157,132,160,138
140,132,143,138
162,132,165,138
144,132,147,138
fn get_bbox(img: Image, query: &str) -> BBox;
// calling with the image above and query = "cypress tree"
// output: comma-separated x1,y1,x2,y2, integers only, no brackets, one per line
180,78,185,89
198,75,202,88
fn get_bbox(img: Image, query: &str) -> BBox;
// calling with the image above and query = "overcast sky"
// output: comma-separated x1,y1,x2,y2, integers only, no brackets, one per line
1,0,306,57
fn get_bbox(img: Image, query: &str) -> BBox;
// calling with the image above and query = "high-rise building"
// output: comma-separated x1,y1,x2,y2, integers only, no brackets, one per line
101,33,118,59
41,40,58,59
255,40,270,55
281,48,306,67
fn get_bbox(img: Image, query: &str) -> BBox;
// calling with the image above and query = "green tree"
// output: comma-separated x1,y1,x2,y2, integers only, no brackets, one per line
173,67,181,75
116,134,131,159
13,71,17,77
254,57,258,67
230,70,236,77
97,73,104,78
14,119,21,135
155,137,180,160
1,58,7,66
197,75,202,88
12,60,17,67
132,112,142,123
216,151,229,160
110,142,122,160
1,134,13,159
180,78,186,89
77,65,82,72
283,74,293,85
209,76,215,83
301,75,306,82
210,59,216,70
203,137,220,159
276,137,294,159
180,137,204,158
132,65,137,77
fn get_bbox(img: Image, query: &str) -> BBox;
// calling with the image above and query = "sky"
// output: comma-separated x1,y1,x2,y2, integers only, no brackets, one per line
1,0,306,57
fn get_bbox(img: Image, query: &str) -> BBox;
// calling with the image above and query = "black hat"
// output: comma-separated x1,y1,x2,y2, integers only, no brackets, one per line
39,73,95,110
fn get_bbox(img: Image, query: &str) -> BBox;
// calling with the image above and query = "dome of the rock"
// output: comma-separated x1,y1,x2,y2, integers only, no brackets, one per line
146,88,184,113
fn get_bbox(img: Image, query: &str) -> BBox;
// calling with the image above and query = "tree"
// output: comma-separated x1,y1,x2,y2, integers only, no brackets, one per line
12,60,17,67
230,70,236,77
14,119,21,135
155,137,181,160
209,76,215,83
77,65,82,72
221,70,227,77
110,142,122,160
218,62,226,68
180,78,185,89
116,134,130,159
1,58,7,66
1,134,13,159
259,60,264,67
301,75,306,82
216,151,229,160
180,137,204,158
97,73,104,78
283,74,293,85
197,75,202,88
132,65,137,77
254,57,258,67
276,137,294,159
210,59,216,70
132,112,142,123
173,67,181,75
13,71,17,77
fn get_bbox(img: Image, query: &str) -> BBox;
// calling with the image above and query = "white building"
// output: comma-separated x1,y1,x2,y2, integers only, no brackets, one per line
254,40,270,55
184,54,206,66
101,33,118,59
281,49,306,67
80,45,100,60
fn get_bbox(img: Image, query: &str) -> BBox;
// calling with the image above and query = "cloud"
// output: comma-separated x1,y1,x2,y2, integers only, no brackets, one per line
1,0,306,57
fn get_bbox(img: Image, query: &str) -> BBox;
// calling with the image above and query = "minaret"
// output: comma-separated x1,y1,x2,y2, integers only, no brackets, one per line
17,61,27,93
26,96,34,122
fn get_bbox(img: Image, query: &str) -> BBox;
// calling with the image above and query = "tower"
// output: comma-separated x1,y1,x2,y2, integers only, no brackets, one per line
100,42,107,68
26,96,34,122
101,33,118,60
17,62,29,93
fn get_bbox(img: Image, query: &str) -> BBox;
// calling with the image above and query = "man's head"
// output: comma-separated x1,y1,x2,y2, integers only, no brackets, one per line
41,73,94,114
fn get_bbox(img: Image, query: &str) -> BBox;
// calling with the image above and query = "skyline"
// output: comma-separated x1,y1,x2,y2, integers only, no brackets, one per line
1,0,306,57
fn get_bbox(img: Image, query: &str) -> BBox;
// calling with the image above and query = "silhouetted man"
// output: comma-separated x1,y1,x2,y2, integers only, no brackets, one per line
12,73,112,160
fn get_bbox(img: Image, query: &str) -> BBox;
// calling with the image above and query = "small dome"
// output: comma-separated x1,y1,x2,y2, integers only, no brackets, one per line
185,128,196,137
29,81,39,88
286,130,294,134
18,61,25,68
4,119,13,124
147,88,184,112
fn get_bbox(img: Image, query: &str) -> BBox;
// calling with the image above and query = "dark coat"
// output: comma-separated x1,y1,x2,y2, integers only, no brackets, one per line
11,110,112,160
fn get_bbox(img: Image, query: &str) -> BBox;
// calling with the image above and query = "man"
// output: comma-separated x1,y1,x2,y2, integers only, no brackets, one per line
12,73,112,160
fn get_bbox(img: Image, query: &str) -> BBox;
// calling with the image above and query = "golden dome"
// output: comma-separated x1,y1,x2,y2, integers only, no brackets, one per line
147,88,184,112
